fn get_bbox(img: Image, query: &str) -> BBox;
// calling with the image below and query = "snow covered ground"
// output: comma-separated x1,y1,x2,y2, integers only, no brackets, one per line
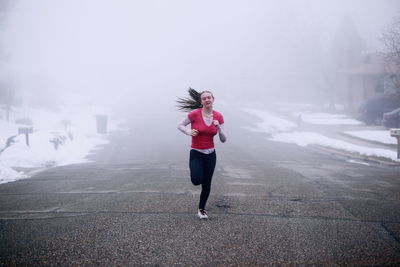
270,131,398,161
0,105,125,184
299,113,363,125
241,108,296,133
344,130,397,145
241,106,399,162
1,103,397,184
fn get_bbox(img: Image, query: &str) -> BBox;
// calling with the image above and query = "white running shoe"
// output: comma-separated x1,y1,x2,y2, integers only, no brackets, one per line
197,209,208,219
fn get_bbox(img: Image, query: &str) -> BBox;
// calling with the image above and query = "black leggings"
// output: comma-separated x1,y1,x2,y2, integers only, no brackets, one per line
189,149,216,210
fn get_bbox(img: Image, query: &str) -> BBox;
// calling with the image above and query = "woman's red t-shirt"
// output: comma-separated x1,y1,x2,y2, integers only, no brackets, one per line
188,108,224,149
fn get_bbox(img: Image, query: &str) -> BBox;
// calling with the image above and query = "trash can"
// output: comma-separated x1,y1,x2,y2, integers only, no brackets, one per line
95,114,108,134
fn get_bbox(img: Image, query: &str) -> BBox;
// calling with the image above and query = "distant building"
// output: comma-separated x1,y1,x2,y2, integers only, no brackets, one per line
340,52,399,113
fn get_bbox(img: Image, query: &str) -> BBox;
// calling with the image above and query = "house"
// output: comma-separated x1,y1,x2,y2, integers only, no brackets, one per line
340,52,399,113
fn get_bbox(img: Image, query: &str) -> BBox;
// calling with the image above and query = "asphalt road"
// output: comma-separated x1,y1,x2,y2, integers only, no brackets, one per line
1,110,400,266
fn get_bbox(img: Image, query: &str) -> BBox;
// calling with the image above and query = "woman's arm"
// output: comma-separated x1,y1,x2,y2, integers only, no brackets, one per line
177,117,192,135
217,124,227,143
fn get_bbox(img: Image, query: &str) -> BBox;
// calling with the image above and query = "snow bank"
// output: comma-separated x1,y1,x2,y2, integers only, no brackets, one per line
242,106,399,162
0,161,27,184
241,107,296,133
0,105,125,184
270,131,399,161
345,130,397,145
300,113,362,125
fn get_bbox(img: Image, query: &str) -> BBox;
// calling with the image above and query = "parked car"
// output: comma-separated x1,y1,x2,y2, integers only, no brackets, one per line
383,107,400,128
357,95,400,125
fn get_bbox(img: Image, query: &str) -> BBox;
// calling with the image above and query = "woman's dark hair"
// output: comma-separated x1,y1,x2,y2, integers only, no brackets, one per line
176,87,214,112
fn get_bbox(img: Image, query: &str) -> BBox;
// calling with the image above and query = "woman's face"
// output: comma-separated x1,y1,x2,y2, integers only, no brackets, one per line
200,92,214,108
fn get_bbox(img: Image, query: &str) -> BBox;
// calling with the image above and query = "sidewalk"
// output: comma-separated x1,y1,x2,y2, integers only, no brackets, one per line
240,103,400,166
296,118,399,163
302,124,399,166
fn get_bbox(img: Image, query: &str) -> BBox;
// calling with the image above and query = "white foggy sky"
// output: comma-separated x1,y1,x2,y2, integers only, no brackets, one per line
1,0,399,111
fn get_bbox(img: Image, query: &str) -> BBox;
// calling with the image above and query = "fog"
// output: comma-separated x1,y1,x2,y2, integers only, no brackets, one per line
1,0,399,117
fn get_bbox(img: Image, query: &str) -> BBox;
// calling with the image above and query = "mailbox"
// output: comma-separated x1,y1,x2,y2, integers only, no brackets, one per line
390,128,400,137
390,128,400,159
18,127,33,134
18,127,33,146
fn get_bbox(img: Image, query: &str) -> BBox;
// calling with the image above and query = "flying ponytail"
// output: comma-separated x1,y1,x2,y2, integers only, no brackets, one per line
176,87,202,112
176,87,215,112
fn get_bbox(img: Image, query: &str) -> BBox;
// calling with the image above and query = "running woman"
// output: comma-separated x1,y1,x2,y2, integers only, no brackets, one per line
177,88,227,219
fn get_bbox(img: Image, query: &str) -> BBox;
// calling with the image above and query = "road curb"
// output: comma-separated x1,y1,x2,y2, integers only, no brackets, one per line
339,132,397,149
309,144,400,167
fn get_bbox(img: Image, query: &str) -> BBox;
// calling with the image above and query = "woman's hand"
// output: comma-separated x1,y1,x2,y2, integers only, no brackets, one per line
213,120,220,128
190,129,199,136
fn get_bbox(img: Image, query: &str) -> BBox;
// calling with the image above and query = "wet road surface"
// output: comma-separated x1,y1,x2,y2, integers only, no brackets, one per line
1,110,399,266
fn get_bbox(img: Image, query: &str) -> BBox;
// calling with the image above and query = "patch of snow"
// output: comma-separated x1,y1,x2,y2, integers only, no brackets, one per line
300,113,362,125
0,105,126,184
346,159,371,166
241,108,296,133
241,106,399,162
270,131,399,161
344,130,397,145
0,161,27,184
